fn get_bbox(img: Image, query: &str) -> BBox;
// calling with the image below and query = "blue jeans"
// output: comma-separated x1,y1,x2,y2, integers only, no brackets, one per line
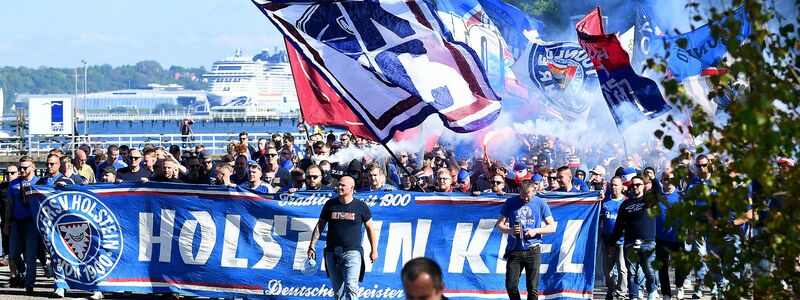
325,250,361,300
9,220,39,288
708,233,744,293
624,240,656,298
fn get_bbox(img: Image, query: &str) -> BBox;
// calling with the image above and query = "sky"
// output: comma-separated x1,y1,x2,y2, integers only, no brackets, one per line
0,1,283,69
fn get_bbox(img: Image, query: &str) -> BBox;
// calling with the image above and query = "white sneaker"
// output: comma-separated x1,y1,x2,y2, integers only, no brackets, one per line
677,288,685,299
90,291,104,299
53,287,65,298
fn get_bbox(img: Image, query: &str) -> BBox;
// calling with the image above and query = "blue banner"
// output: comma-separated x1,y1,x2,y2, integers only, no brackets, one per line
28,183,599,299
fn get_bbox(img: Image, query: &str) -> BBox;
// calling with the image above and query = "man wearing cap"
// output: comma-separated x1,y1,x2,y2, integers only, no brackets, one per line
117,149,152,182
508,162,533,194
308,176,379,300
240,161,274,193
496,179,556,300
531,174,545,192
588,166,607,192
454,170,472,193
99,166,118,183
198,150,215,179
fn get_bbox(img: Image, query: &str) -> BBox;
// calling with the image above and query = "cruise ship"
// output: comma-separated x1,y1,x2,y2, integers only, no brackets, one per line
203,48,299,118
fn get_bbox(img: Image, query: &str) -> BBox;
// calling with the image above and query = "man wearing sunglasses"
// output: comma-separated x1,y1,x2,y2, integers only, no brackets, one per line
4,156,40,295
73,149,96,184
290,165,332,193
118,149,152,182
607,176,658,300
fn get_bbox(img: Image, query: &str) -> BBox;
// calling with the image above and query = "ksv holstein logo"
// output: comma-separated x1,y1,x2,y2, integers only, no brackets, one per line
528,42,599,116
37,191,123,285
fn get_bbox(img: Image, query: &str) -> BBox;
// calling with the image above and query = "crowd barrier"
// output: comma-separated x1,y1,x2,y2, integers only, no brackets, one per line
27,184,600,299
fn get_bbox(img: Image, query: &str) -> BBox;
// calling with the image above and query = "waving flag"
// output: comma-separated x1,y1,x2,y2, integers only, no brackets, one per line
576,7,671,129
436,0,527,99
511,40,599,120
631,2,664,67
285,40,377,140
477,0,544,59
254,0,501,143
654,6,750,81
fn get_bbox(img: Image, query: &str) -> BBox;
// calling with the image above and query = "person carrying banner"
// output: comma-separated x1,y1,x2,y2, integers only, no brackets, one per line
495,179,557,300
307,176,379,300
5,156,40,295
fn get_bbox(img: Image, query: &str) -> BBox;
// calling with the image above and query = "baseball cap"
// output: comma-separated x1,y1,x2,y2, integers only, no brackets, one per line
513,162,526,171
247,160,262,171
492,160,507,171
532,174,544,183
590,165,606,176
198,150,213,160
567,156,582,168
777,157,796,167
621,167,637,186
101,165,117,176
457,170,470,182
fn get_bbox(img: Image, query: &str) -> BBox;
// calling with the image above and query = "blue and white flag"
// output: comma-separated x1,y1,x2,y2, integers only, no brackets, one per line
477,0,544,59
28,183,600,299
631,2,664,67
654,6,750,81
512,40,600,120
436,0,527,99
253,0,501,143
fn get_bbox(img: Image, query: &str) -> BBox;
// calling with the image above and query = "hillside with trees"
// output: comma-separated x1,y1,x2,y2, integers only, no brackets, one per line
0,61,206,112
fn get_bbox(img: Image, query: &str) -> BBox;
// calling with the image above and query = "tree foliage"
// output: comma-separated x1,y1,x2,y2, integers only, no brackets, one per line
652,0,800,298
0,62,207,112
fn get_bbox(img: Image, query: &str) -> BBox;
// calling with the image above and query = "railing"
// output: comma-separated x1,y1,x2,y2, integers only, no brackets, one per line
0,132,309,157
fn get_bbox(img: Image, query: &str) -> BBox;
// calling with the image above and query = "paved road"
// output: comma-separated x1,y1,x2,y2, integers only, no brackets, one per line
1,264,716,299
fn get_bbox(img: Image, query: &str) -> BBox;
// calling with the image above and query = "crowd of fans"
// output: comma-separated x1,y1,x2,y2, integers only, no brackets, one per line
0,128,793,299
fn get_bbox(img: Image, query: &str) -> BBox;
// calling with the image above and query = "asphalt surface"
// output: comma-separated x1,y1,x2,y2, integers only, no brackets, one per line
0,263,716,299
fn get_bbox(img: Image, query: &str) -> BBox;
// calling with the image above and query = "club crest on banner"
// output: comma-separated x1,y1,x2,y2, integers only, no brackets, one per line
37,191,123,285
516,41,599,117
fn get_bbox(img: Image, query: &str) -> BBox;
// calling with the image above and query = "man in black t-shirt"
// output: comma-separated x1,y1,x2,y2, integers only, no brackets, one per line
117,149,152,182
307,176,378,300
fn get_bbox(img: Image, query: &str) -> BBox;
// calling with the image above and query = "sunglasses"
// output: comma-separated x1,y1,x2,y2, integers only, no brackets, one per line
19,165,32,170
696,163,709,168
130,156,143,160
306,175,320,180
204,160,213,164
548,177,557,180
631,183,644,188
281,152,291,156
491,180,504,185
7,171,17,175
266,153,278,157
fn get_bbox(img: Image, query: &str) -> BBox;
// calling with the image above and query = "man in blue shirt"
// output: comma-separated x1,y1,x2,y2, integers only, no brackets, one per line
240,161,274,193
5,156,40,295
37,154,66,186
655,170,688,300
496,179,556,300
600,176,628,299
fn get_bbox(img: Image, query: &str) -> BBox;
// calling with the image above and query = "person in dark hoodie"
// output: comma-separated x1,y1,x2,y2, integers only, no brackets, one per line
607,176,658,300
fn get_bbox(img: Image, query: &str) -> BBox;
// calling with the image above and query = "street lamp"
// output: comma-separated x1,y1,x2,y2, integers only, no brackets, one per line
81,59,88,136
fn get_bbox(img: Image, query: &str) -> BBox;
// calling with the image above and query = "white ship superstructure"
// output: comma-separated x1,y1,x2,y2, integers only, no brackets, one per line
204,48,299,118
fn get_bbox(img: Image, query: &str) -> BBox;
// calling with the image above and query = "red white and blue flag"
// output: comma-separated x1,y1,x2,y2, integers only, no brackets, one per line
253,0,502,143
576,7,671,130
